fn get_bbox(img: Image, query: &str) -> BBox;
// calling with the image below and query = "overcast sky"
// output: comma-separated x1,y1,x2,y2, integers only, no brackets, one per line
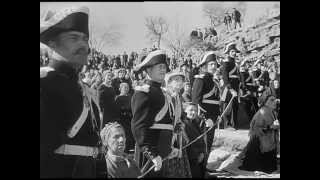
40,2,279,55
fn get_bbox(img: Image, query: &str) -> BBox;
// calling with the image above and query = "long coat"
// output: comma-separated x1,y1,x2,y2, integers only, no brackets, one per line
40,61,102,178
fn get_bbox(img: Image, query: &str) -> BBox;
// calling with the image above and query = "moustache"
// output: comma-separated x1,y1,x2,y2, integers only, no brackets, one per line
73,48,90,55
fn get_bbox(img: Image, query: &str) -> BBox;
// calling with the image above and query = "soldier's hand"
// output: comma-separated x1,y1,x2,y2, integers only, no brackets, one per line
152,156,162,172
205,119,214,128
168,148,180,159
230,89,237,97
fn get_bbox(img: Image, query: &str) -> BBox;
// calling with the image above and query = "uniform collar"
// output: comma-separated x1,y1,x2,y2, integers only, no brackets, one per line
146,79,162,88
48,60,79,81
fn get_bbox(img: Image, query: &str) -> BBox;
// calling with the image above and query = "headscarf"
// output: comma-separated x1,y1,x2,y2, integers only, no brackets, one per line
100,122,124,147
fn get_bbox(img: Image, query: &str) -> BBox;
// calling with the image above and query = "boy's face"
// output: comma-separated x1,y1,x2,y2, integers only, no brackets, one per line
185,105,198,120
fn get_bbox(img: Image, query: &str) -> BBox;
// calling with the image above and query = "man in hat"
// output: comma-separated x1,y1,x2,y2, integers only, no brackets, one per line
220,43,241,129
191,51,220,155
131,49,179,177
40,6,105,178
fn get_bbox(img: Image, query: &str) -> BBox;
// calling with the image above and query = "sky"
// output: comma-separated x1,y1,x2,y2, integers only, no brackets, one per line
40,2,279,55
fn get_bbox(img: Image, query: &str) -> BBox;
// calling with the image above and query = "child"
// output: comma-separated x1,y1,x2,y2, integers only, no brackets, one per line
183,103,207,178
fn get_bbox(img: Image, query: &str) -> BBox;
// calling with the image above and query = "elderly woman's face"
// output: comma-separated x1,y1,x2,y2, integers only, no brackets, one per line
265,96,277,110
106,127,126,155
168,76,185,91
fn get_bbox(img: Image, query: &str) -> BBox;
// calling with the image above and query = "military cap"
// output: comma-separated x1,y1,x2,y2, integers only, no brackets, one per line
197,51,217,67
223,43,240,54
40,6,89,44
133,49,169,73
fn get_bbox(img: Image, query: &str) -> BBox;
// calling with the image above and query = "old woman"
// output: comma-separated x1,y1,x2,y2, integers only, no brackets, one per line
239,88,279,173
100,122,141,178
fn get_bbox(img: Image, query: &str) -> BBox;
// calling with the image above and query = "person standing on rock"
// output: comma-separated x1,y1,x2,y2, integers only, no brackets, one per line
232,8,242,30
191,51,220,154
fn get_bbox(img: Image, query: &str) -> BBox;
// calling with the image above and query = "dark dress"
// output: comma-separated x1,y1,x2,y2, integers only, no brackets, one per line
239,106,279,173
115,94,135,153
97,84,119,125
183,117,207,178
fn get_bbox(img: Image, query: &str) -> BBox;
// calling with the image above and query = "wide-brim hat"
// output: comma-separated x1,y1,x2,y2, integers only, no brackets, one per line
197,51,217,67
223,43,240,54
40,6,89,44
133,49,169,73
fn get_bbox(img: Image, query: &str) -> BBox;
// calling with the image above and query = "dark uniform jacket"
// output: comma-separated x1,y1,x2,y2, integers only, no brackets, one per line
192,72,221,120
40,61,102,177
240,70,257,92
131,80,173,160
221,56,240,91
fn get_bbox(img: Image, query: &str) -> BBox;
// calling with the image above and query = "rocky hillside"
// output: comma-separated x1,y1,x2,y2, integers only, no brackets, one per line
188,8,280,67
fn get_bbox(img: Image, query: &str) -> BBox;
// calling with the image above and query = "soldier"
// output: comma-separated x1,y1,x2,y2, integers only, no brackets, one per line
40,6,105,178
191,51,219,155
220,43,241,129
131,50,180,177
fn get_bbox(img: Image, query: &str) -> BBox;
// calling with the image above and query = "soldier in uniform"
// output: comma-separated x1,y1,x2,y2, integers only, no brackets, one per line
40,6,105,178
131,50,180,177
191,51,219,155
220,43,241,129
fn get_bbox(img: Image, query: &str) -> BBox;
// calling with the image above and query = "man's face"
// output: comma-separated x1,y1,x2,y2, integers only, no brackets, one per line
185,105,198,120
147,63,167,83
207,61,217,74
229,49,237,58
50,31,89,66
106,127,126,155
104,72,113,83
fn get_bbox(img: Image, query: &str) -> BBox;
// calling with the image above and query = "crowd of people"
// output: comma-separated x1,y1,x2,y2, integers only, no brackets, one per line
40,5,280,178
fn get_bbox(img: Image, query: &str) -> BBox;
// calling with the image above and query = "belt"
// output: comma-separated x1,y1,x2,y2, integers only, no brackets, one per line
54,144,99,158
202,99,221,105
245,83,255,86
150,123,173,130
229,75,239,78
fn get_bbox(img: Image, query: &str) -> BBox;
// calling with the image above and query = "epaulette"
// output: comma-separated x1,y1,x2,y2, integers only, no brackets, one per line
194,74,205,79
40,67,55,78
135,84,150,93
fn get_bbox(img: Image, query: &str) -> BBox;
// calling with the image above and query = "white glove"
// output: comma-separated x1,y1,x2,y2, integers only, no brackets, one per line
273,120,279,126
168,148,179,159
230,89,237,97
205,119,214,128
152,156,162,172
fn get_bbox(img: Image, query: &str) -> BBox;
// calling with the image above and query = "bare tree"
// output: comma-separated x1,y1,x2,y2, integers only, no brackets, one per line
89,21,124,53
145,16,169,49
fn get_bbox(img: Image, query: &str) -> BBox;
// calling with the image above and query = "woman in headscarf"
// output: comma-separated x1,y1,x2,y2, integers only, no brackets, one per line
100,122,141,178
238,88,280,173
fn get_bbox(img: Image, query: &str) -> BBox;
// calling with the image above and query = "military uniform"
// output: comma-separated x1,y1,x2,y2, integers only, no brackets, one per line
131,50,173,177
192,72,220,153
40,6,106,178
221,44,241,129
191,51,221,154
40,61,104,178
